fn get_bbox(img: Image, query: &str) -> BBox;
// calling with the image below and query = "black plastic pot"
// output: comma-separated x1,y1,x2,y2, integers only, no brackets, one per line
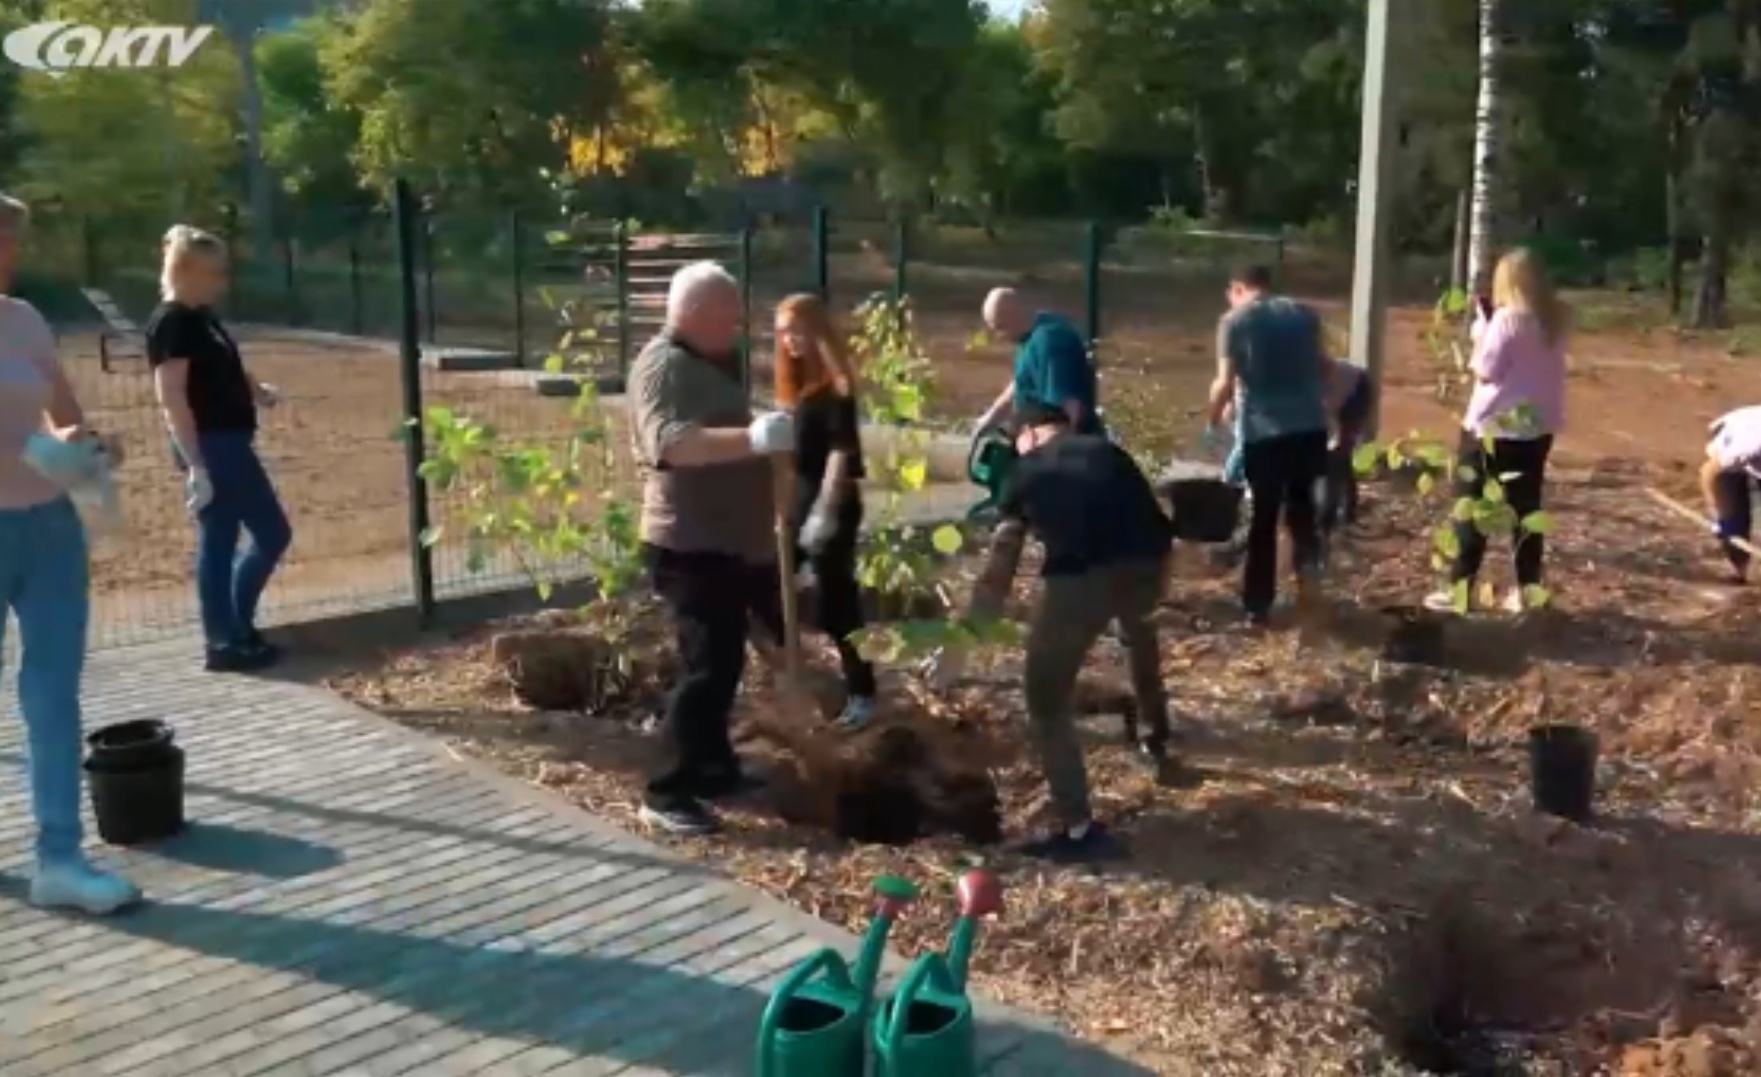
1529,724,1597,823
1381,605,1447,666
84,719,186,846
1165,478,1243,544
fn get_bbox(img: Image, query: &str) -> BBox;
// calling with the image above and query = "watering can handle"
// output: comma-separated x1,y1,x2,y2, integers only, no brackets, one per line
756,948,851,1076
879,954,946,1053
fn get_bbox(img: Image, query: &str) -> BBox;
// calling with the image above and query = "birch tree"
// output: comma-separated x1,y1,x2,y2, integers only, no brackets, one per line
1464,0,1504,295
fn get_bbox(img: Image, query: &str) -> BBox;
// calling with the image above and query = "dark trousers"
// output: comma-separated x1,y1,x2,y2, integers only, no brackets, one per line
1320,378,1373,533
1025,558,1172,827
1448,430,1553,587
1240,430,1329,617
177,431,293,648
643,544,783,809
1713,469,1756,573
804,517,878,699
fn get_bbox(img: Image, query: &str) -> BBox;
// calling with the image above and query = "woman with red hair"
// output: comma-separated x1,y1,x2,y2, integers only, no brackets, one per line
775,292,877,729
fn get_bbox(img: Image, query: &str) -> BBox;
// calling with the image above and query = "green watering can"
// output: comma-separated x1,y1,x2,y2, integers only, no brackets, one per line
871,870,1006,1077
755,875,918,1077
966,430,1018,520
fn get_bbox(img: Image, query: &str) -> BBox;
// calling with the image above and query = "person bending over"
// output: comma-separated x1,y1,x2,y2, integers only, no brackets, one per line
973,288,1102,437
1702,405,1761,582
936,401,1174,864
1320,355,1374,535
774,292,879,730
1205,264,1329,625
148,225,291,672
630,260,795,836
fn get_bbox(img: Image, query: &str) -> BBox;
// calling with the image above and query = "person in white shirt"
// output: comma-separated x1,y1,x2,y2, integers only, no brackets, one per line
1702,405,1761,582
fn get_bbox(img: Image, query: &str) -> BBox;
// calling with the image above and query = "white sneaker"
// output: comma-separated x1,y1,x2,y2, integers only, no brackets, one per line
1423,590,1463,613
834,696,877,731
30,858,143,915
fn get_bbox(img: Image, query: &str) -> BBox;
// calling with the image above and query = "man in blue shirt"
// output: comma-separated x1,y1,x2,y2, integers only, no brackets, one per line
974,288,1101,436
1204,264,1329,625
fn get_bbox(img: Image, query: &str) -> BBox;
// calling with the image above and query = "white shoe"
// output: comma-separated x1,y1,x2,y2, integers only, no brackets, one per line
30,857,143,915
1501,589,1525,614
1423,589,1464,613
834,695,877,731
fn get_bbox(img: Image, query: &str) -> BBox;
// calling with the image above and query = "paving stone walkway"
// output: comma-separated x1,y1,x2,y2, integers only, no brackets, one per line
0,640,1151,1076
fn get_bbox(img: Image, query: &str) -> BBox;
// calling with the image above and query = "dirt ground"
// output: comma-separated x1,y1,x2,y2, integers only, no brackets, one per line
65,330,604,639
320,250,1761,1076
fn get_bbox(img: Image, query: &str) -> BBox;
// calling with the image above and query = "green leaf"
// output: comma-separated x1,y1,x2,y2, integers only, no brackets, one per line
1416,472,1435,497
1483,479,1505,504
1455,465,1479,483
1352,442,1382,477
1521,584,1552,609
1433,528,1460,558
419,525,445,547
1520,511,1555,536
931,525,963,555
1477,581,1498,608
1451,497,1477,522
1450,579,1471,613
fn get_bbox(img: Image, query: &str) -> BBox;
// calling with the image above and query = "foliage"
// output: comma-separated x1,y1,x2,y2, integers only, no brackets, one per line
1352,404,1556,614
1423,286,1474,401
844,293,1021,661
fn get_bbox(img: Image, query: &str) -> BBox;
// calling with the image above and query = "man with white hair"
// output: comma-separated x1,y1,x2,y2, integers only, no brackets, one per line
974,288,1101,436
628,260,795,835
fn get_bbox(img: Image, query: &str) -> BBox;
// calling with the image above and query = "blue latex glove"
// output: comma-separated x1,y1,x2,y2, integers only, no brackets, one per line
1201,425,1222,453
22,432,104,486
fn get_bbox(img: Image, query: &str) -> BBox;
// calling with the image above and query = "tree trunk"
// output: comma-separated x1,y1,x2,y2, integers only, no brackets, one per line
1450,188,1471,292
1665,114,1686,317
1465,0,1503,296
1693,230,1731,330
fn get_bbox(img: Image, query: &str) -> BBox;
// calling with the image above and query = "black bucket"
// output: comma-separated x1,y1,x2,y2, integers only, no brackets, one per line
1528,724,1597,822
1381,605,1447,666
84,719,186,846
1165,479,1243,543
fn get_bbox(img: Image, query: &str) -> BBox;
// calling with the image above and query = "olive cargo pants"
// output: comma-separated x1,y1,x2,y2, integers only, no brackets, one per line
1023,556,1171,828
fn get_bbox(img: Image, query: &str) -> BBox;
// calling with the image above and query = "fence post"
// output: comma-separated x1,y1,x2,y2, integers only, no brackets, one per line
510,210,526,366
811,205,829,303
348,231,364,337
892,218,909,305
393,179,436,625
281,234,298,326
1083,221,1103,346
613,221,630,383
738,227,753,393
421,205,437,343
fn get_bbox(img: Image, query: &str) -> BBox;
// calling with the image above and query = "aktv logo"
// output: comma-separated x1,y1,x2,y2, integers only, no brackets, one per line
3,20,215,77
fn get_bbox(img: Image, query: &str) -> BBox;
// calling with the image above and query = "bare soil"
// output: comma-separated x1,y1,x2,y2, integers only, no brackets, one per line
264,249,1761,1074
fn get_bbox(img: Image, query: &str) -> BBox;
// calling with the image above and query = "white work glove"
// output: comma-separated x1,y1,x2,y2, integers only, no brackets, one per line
185,467,214,514
747,411,795,455
799,508,834,553
919,646,968,690
254,382,282,408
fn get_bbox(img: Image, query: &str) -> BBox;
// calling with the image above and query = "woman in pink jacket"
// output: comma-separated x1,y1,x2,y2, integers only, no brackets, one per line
1427,249,1568,613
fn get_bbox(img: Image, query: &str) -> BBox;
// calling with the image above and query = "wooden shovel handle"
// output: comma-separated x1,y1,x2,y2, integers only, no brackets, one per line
771,455,803,685
1644,486,1761,560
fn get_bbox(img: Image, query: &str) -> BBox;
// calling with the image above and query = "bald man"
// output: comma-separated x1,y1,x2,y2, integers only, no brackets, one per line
974,289,1101,436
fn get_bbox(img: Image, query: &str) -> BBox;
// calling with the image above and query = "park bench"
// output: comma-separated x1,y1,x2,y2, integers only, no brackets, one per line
80,288,147,373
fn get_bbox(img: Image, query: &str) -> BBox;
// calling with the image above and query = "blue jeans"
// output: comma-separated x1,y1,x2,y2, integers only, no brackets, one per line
0,498,90,863
182,432,292,648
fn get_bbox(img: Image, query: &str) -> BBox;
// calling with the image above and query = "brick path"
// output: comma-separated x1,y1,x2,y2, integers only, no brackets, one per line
0,641,1149,1075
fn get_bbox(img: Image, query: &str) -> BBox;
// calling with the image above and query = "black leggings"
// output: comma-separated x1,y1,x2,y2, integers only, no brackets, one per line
804,525,878,699
1714,469,1757,573
1240,430,1329,617
1448,430,1553,588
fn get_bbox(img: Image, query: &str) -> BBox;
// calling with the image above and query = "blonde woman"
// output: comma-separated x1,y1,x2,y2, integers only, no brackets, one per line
0,193,141,913
147,226,290,671
1428,248,1568,612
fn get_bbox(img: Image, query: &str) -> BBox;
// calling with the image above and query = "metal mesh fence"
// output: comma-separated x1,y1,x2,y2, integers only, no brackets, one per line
20,197,1271,648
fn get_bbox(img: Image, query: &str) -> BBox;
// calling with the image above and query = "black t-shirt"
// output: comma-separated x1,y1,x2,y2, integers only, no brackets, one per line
999,434,1174,576
791,390,866,532
145,302,256,433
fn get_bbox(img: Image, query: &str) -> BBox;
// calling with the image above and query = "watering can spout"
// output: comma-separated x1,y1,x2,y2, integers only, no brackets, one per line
946,870,1004,988
853,875,918,999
